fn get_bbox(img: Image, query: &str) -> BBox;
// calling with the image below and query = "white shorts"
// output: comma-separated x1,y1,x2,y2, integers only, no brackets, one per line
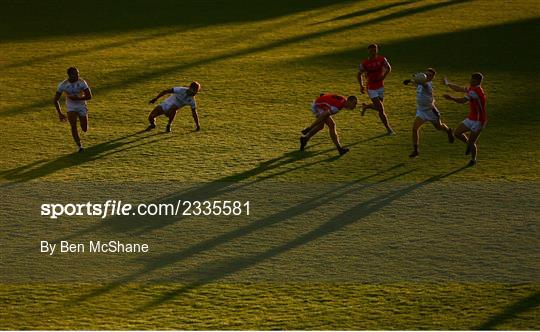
463,118,485,133
311,104,339,117
159,101,179,113
67,106,88,117
416,107,440,123
368,87,384,99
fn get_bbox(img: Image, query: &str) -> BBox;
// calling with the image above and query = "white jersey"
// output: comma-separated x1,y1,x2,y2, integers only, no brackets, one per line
164,87,197,109
416,81,435,111
56,79,89,108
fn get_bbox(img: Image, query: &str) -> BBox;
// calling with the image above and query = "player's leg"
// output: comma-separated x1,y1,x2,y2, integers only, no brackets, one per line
300,122,324,152
361,89,379,115
302,116,325,135
467,129,482,166
165,106,179,133
325,116,348,155
67,111,82,151
453,122,469,144
304,110,331,139
310,123,324,136
300,111,328,151
146,105,165,131
360,101,378,115
430,108,454,143
79,108,88,133
410,117,425,158
374,97,394,135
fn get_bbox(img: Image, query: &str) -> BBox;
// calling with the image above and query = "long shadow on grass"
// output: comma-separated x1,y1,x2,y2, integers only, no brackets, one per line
0,130,171,185
0,0,471,118
72,160,409,303
2,4,321,70
286,17,540,127
0,0,357,41
311,0,416,25
476,291,540,330
293,18,540,75
1,27,187,70
49,134,386,247
132,165,469,311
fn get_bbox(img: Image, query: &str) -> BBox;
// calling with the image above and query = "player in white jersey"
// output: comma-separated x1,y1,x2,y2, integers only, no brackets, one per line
146,81,201,132
53,67,93,152
403,68,454,158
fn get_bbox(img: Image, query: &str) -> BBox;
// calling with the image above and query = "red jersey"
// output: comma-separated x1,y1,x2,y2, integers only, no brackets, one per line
313,94,347,113
466,86,487,124
359,55,390,90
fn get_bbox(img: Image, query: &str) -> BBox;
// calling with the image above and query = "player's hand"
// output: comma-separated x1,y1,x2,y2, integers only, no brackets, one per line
58,113,67,122
403,79,411,85
149,98,157,104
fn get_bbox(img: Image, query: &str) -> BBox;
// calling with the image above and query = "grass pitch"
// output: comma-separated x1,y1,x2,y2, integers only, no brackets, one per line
1,0,539,329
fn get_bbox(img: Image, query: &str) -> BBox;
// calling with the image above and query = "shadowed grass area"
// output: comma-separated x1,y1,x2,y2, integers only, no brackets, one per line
0,0,356,41
1,1,538,182
0,0,539,329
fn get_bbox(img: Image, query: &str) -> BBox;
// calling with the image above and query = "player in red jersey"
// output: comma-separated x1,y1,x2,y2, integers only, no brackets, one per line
443,73,487,166
357,44,395,135
300,93,358,155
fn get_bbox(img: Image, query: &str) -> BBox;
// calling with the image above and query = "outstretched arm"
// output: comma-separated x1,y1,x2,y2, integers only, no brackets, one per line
53,92,66,122
443,76,467,92
191,107,200,131
443,94,468,104
149,88,173,104
402,78,418,87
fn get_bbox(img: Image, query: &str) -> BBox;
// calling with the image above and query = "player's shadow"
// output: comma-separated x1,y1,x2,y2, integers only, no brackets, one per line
71,161,410,303
43,134,383,259
129,164,469,311
475,291,540,330
49,133,387,247
0,131,170,186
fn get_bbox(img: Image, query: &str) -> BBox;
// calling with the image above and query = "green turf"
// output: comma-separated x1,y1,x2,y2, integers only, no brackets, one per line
1,284,539,330
1,0,539,329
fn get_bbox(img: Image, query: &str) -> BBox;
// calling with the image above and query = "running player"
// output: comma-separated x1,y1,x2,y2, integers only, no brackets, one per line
357,44,395,135
146,81,201,132
443,73,487,166
404,68,454,158
300,93,357,155
53,67,92,153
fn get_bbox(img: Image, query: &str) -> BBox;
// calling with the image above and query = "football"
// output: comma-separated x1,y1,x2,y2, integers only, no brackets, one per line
413,72,427,84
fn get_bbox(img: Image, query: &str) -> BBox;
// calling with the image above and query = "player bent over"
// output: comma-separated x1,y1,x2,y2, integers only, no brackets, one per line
404,68,454,158
53,67,93,153
357,44,395,135
300,93,357,155
443,73,487,166
146,81,201,132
